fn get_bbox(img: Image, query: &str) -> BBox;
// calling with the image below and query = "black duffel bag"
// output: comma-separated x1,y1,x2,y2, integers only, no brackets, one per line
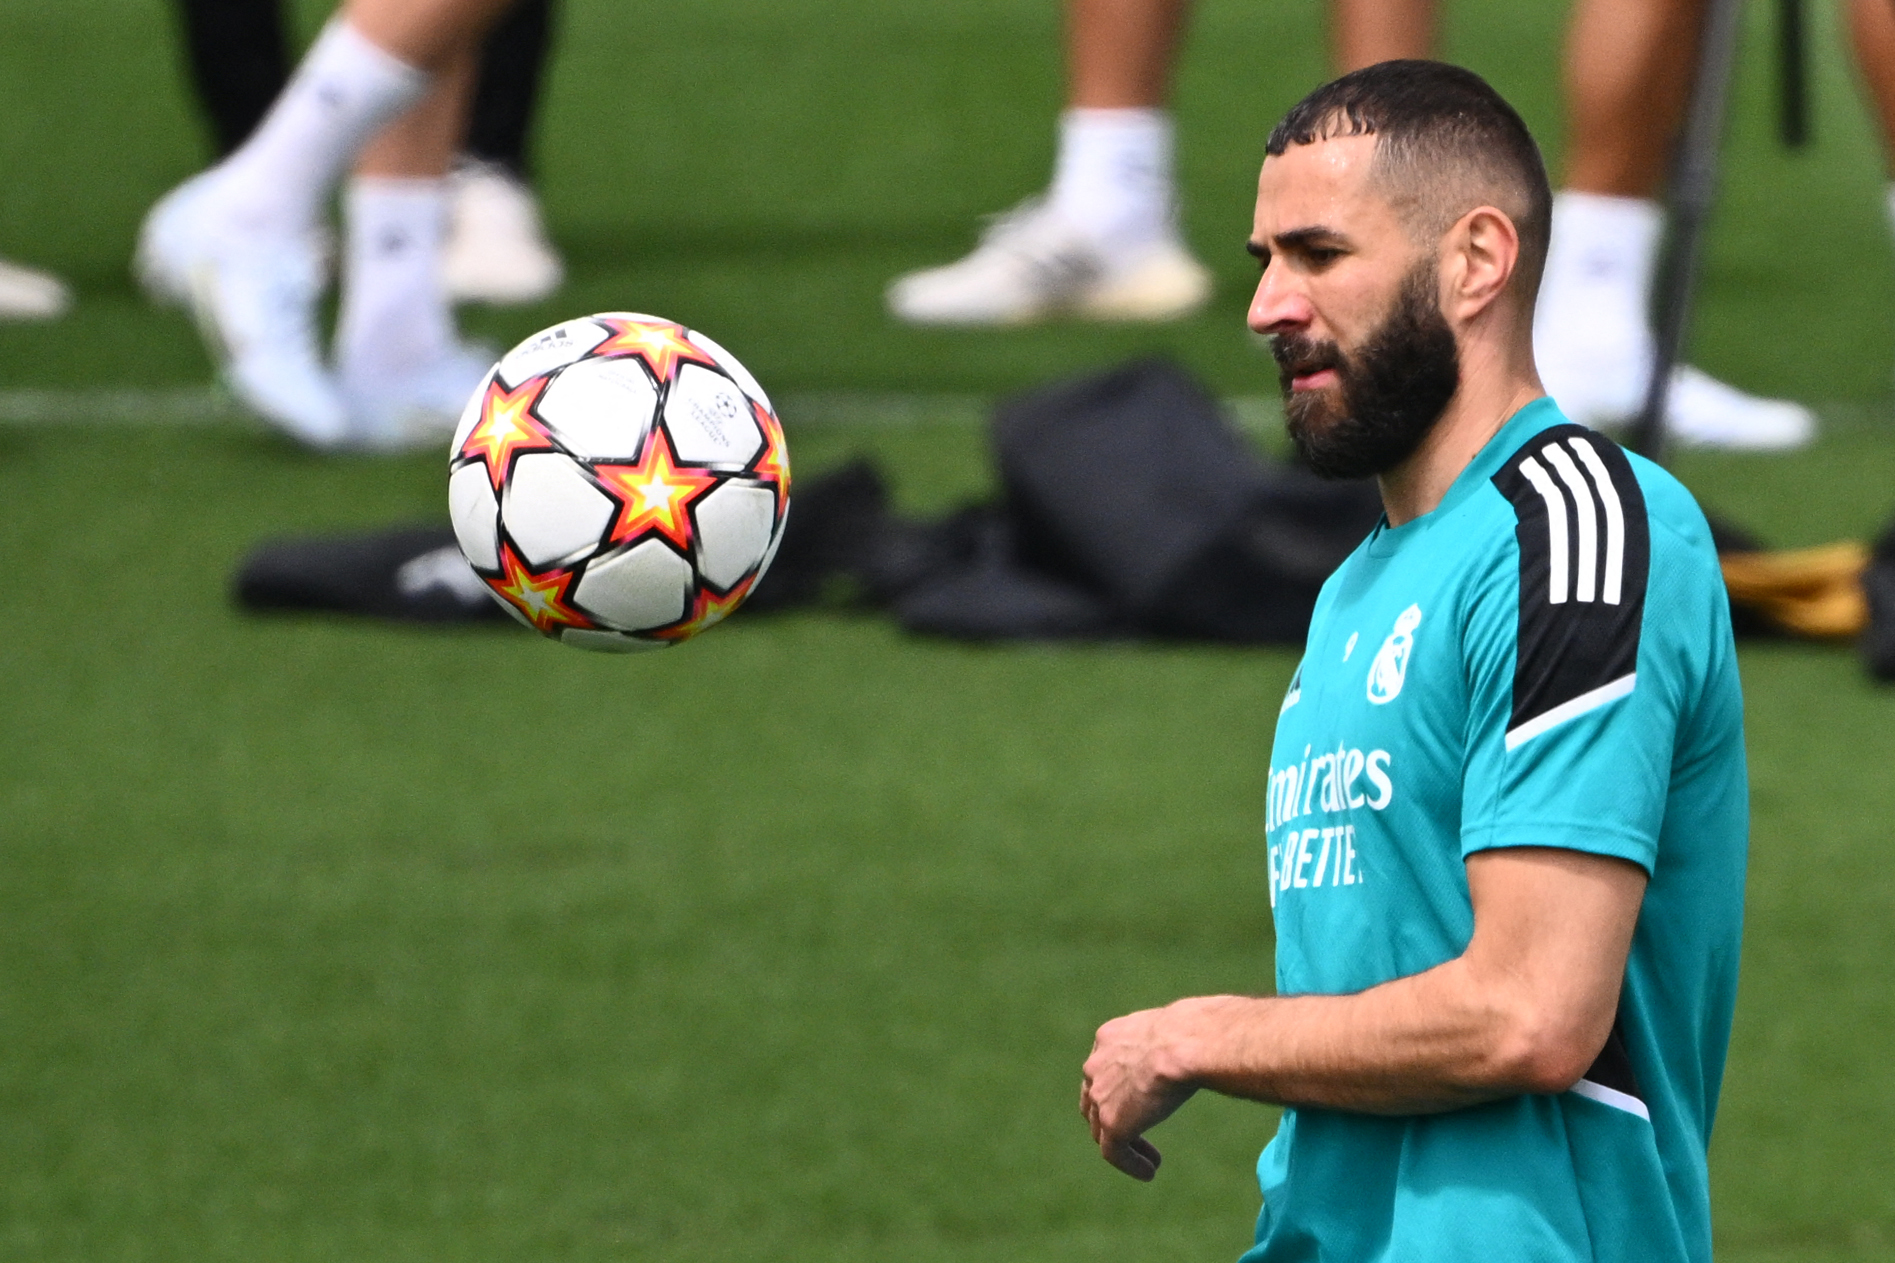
892,358,1381,643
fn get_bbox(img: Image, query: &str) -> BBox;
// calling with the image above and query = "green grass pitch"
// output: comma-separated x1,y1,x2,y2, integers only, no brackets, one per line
3,0,1895,1259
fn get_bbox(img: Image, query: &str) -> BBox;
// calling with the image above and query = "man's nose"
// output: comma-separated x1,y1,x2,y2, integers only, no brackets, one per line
1248,265,1312,337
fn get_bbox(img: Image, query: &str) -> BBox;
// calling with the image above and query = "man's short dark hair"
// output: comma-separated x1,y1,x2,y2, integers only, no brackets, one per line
1265,61,1553,301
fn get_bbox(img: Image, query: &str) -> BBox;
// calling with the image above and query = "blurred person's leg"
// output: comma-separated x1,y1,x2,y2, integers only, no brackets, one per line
346,0,514,70
166,0,563,308
1847,0,1895,260
1050,0,1192,273
167,0,541,170
1329,0,1436,71
138,0,515,448
338,49,493,441
1561,0,1701,196
447,0,565,304
887,0,1206,326
887,0,1434,326
1535,0,1814,447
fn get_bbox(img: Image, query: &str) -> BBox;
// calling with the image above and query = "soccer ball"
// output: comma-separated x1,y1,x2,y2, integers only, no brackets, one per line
447,313,790,652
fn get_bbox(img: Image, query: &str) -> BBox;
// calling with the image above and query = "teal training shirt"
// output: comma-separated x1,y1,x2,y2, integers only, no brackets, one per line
1245,398,1747,1263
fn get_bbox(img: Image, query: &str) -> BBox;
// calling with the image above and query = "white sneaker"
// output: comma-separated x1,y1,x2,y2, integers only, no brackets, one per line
1542,347,1815,452
886,198,1212,326
342,341,495,452
137,173,350,449
1663,365,1816,450
0,257,71,320
442,161,564,306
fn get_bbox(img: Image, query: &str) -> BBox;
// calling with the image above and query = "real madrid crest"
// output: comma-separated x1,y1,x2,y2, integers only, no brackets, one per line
1366,604,1422,705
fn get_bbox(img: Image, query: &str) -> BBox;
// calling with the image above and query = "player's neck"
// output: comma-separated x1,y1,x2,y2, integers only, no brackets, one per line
1378,336,1542,528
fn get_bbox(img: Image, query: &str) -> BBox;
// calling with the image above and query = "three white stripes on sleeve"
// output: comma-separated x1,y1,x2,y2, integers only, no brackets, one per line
1516,435,1626,607
1502,435,1637,751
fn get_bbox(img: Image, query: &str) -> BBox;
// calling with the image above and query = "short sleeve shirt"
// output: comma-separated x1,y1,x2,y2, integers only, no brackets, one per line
1245,399,1748,1263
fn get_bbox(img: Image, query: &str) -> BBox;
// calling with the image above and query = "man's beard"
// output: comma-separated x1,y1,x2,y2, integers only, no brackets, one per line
1273,262,1461,481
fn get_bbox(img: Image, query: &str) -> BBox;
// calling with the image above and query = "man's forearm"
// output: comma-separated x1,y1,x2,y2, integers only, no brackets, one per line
1156,956,1602,1114
1081,849,1644,1179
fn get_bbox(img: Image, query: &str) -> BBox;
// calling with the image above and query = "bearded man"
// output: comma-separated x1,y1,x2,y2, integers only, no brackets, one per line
1080,61,1747,1263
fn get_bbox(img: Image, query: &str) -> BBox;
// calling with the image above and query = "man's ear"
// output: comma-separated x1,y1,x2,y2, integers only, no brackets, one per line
1442,206,1520,324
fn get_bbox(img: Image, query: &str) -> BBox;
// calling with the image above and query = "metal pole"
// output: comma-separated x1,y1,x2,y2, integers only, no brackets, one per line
1626,0,1749,460
1779,0,1810,149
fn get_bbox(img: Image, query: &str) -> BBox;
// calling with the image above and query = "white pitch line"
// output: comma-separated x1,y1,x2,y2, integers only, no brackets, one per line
0,387,246,425
0,386,1286,433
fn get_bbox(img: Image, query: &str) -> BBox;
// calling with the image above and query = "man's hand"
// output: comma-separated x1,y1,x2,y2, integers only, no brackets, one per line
1080,999,1227,1180
1077,848,1649,1172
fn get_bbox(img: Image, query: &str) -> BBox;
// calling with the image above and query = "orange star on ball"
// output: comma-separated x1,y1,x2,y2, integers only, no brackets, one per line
655,576,754,642
485,543,593,634
592,317,717,384
749,400,791,516
459,377,555,490
593,430,720,553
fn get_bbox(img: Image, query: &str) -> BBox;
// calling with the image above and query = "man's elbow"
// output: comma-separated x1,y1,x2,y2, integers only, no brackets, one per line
1484,1006,1609,1097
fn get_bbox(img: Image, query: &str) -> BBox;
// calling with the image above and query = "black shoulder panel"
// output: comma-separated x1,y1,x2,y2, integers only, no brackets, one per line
1490,424,1650,740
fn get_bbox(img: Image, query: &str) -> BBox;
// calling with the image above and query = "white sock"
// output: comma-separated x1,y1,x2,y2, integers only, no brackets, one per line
1048,108,1175,257
217,21,429,234
1882,183,1895,242
1532,191,1665,420
1534,191,1663,345
336,178,454,386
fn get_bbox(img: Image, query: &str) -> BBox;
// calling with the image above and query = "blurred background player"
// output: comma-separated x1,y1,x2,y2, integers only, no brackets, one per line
443,0,562,304
1532,0,1811,447
885,0,1825,449
885,0,1424,329
137,0,529,451
0,255,70,321
165,0,563,305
